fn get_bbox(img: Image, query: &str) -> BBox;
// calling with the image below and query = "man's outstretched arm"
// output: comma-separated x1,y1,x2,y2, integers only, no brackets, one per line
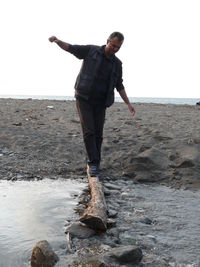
118,89,135,116
49,36,69,51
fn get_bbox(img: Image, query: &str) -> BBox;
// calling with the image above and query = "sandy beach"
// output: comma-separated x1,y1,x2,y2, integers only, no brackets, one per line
1,98,200,190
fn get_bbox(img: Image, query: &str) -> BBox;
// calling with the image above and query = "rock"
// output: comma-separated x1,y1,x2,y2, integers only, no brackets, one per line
103,182,122,191
31,240,59,267
139,217,154,225
104,245,143,264
103,188,111,196
106,189,120,195
142,254,169,266
108,209,118,218
121,192,133,199
107,228,119,239
107,218,116,228
65,221,96,239
71,245,142,267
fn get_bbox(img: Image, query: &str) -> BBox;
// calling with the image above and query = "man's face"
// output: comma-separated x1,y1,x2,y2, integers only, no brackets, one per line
105,37,123,56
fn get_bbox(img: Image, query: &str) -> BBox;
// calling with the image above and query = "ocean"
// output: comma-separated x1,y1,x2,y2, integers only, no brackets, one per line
0,95,199,105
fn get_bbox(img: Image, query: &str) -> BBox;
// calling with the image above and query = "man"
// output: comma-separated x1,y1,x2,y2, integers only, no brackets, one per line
49,32,135,176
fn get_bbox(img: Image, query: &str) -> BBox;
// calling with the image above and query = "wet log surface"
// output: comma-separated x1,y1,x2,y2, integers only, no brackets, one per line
80,171,107,231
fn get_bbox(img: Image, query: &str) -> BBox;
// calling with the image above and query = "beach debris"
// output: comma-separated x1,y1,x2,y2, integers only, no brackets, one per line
66,232,71,252
47,105,54,109
12,122,22,126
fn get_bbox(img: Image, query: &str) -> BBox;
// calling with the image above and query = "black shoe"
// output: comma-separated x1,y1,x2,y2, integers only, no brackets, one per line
196,101,200,105
87,164,99,177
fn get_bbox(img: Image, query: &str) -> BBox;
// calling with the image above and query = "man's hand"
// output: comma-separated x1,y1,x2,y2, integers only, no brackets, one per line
49,36,58,42
128,103,135,116
118,89,135,117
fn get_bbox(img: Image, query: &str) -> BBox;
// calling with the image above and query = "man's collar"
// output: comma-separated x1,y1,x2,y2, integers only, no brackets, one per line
101,45,115,60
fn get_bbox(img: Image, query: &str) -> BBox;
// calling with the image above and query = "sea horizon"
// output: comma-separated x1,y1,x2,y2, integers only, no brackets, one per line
0,94,199,105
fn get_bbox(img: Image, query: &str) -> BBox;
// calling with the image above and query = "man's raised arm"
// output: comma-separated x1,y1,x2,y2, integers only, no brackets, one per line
49,36,69,51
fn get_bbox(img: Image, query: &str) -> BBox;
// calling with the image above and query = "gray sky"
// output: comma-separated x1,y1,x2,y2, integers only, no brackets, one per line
0,0,200,98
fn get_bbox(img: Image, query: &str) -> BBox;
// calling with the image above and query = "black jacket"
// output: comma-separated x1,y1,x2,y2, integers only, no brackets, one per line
69,45,124,107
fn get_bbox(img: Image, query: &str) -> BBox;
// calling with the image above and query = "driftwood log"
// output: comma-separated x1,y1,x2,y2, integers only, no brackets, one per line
80,172,107,231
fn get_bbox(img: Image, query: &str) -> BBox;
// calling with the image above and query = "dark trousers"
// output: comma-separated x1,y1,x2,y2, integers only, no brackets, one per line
76,98,106,166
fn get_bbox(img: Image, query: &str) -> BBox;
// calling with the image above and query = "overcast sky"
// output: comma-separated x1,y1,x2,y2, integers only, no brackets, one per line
0,0,200,98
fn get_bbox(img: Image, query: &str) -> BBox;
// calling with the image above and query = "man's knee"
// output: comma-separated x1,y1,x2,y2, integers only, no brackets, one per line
83,129,95,140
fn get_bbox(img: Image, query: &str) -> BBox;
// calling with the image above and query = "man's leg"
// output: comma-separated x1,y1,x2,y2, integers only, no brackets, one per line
93,105,106,166
76,99,100,165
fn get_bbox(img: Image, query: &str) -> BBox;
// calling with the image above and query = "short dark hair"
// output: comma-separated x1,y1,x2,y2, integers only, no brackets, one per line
108,32,124,42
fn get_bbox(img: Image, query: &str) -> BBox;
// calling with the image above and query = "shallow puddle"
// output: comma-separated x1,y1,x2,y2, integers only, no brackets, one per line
0,178,86,267
1,177,200,266
113,181,200,266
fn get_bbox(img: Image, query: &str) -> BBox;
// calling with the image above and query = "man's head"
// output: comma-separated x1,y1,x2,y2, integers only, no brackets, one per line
105,32,124,57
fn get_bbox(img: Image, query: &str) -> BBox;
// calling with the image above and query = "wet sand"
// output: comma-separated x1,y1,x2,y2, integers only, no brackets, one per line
1,98,200,190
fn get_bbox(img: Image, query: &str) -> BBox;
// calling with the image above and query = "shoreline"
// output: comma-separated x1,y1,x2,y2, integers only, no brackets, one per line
0,95,199,105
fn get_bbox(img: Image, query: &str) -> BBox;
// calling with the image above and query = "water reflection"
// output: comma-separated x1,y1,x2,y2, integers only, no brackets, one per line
0,178,86,267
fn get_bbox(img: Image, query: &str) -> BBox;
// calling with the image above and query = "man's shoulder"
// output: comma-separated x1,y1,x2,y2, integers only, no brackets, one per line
88,45,101,51
88,44,101,48
87,45,103,57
